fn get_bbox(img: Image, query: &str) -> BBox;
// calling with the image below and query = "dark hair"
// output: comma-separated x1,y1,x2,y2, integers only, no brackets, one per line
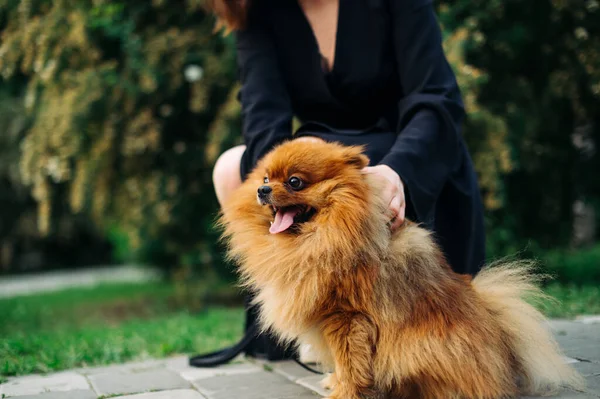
206,0,251,32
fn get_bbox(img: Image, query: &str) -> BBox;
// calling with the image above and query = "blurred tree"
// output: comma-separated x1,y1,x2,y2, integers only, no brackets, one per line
0,85,30,271
441,22,512,212
438,0,600,256
0,0,240,275
0,85,112,273
1,0,598,275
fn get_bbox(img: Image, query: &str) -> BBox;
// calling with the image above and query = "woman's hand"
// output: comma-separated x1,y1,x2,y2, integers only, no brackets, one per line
362,165,405,231
294,136,324,144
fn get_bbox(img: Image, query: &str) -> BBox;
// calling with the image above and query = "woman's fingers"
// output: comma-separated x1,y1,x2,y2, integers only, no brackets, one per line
384,183,397,204
390,193,406,232
361,164,406,231
295,136,324,143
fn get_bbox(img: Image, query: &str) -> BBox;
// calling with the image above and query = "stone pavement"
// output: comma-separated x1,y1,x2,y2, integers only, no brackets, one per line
1,318,599,399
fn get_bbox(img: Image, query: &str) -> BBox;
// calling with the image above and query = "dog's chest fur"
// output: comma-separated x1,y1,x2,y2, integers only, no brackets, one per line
256,282,322,341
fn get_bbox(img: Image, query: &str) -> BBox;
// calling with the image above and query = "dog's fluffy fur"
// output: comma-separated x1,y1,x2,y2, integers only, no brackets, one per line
220,140,583,399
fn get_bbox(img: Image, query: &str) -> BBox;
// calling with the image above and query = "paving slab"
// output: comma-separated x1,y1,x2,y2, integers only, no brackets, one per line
166,356,261,381
583,374,600,396
78,359,168,376
521,391,599,399
296,375,330,398
192,370,318,399
4,390,98,399
549,320,600,363
259,360,320,382
549,320,600,338
88,368,191,397
575,316,600,325
0,372,90,397
117,389,205,399
563,345,600,364
573,360,600,377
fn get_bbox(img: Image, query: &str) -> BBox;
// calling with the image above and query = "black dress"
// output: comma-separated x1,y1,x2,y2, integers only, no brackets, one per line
235,0,485,276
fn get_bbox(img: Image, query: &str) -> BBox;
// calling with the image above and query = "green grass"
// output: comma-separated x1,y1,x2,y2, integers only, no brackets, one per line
536,283,600,318
0,280,598,379
1,309,244,377
541,244,600,285
0,282,244,378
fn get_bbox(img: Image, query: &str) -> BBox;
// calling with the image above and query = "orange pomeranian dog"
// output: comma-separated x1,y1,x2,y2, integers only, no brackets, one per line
219,140,583,399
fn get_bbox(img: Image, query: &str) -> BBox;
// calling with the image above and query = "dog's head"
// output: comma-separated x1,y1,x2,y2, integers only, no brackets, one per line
221,140,390,284
250,140,371,235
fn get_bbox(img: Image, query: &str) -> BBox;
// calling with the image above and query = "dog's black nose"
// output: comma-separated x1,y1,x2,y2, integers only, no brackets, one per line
258,185,272,196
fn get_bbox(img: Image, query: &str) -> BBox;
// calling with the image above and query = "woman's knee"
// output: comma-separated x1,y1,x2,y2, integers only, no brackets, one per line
213,145,246,205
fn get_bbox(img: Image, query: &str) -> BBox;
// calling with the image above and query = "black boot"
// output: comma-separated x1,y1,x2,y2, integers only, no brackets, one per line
189,292,297,367
243,296,297,361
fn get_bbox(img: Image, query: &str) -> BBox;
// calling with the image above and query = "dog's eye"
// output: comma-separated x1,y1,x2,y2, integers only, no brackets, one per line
263,176,269,184
288,176,304,190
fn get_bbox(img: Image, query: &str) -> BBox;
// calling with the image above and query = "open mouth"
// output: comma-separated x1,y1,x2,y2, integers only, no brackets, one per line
269,205,316,234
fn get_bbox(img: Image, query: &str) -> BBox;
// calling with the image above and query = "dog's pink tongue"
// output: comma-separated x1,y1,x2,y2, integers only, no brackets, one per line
270,208,300,234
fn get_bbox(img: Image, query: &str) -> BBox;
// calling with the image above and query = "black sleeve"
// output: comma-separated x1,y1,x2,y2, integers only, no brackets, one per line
235,10,294,179
379,0,466,224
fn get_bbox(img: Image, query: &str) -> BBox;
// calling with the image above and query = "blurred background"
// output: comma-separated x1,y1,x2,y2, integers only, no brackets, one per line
0,0,599,382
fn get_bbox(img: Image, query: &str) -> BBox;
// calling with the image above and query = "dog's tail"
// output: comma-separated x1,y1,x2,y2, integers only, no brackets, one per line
472,261,584,395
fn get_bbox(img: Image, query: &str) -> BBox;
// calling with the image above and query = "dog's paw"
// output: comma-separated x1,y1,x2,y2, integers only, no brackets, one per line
320,372,337,390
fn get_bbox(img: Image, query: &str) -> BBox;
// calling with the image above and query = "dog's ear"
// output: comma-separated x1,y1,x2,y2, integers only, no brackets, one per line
341,146,369,169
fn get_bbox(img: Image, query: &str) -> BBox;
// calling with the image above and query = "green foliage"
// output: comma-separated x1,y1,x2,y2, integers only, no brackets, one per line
106,224,132,263
439,0,600,251
541,244,600,285
0,0,598,275
486,235,600,285
441,23,512,210
0,0,241,272
0,87,30,241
